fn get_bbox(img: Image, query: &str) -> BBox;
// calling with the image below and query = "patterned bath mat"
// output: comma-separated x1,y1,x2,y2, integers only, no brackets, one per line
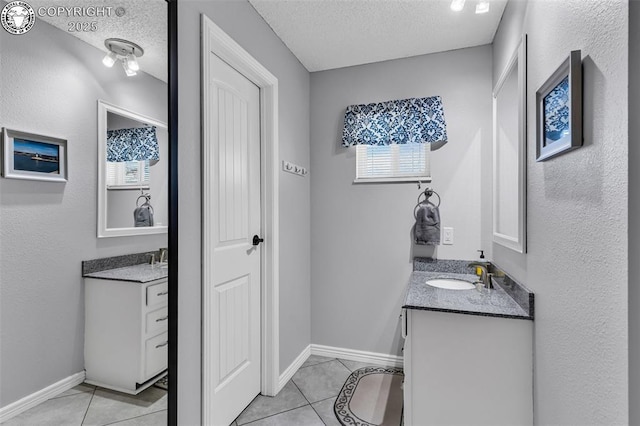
334,366,404,426
153,374,168,390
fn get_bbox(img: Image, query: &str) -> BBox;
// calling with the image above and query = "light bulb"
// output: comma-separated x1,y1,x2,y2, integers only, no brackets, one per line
126,54,139,71
102,51,117,67
476,1,490,14
122,60,137,76
450,0,465,12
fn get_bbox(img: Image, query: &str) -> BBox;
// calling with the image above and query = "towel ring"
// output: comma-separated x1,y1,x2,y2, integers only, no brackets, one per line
416,189,441,208
136,194,151,207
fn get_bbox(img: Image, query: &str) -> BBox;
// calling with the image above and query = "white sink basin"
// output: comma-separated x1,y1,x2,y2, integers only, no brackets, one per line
425,278,475,290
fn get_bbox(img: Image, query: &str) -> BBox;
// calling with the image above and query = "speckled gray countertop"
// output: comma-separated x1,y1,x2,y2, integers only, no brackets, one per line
83,263,168,283
404,258,534,320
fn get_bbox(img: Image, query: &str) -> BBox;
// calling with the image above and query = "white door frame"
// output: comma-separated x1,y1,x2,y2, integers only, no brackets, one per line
201,14,280,424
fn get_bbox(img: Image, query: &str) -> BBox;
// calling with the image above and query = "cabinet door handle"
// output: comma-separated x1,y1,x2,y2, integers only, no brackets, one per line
155,341,169,348
155,316,169,322
157,291,168,296
401,309,407,339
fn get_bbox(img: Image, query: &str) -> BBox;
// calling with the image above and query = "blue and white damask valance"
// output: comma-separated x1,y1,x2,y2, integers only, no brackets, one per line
107,126,160,162
342,96,448,149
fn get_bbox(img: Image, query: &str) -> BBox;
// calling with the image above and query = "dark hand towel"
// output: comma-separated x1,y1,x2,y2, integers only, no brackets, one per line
414,202,440,245
134,203,154,227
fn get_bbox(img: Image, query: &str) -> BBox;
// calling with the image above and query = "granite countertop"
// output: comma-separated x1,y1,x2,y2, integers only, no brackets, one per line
83,263,168,283
403,258,534,320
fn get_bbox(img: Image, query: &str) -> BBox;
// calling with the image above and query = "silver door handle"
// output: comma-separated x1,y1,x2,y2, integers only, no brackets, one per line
401,309,407,339
155,316,169,322
155,341,169,348
157,291,168,296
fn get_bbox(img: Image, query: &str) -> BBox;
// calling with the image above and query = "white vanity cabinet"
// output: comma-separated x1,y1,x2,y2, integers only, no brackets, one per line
402,308,533,426
84,277,168,394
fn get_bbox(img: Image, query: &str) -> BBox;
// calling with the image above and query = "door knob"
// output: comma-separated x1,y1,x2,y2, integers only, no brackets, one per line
252,235,264,246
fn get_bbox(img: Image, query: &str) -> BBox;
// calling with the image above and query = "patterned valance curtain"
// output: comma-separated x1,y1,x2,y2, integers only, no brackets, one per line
107,127,160,162
342,96,448,150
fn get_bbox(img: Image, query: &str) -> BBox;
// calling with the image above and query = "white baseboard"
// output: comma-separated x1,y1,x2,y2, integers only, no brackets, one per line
274,343,402,396
0,371,86,423
277,344,310,393
311,344,403,368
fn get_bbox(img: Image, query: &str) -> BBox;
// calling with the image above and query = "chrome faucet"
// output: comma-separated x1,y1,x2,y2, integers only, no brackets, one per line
468,262,493,289
159,248,168,264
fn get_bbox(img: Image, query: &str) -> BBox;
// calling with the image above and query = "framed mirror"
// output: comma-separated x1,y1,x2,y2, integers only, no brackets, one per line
0,0,176,424
98,101,168,238
493,35,527,253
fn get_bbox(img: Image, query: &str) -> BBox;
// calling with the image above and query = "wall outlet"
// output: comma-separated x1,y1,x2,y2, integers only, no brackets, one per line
443,227,454,245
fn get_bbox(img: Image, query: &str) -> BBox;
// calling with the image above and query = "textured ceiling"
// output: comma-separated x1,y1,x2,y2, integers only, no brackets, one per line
249,0,508,72
23,0,167,82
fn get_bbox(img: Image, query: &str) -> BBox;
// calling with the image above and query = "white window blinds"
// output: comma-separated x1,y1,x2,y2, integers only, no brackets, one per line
106,160,150,189
355,144,431,183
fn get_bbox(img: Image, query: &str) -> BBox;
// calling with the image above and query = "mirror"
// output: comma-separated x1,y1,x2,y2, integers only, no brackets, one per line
493,35,527,253
0,0,172,424
98,101,168,238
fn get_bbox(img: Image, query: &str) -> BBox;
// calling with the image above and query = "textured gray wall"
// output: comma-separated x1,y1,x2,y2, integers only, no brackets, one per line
309,45,493,357
177,1,311,424
0,21,167,407
492,0,629,423
630,1,639,424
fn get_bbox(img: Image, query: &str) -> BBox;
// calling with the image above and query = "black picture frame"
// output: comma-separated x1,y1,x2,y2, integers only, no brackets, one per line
536,50,582,161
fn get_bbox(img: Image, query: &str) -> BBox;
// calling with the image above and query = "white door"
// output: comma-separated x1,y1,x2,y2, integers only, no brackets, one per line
203,52,262,426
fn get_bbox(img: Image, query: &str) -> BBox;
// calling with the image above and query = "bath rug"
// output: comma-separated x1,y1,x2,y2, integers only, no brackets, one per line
153,374,168,390
334,366,404,426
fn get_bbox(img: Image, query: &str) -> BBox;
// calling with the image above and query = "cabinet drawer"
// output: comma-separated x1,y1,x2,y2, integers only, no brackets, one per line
144,332,168,380
146,307,169,335
146,281,168,306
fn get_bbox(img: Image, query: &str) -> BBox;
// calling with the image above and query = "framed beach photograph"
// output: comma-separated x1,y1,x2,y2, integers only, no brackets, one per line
2,128,68,182
536,50,582,162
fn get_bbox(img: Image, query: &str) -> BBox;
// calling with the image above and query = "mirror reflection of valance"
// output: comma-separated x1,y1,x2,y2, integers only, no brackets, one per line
342,96,448,149
107,126,160,162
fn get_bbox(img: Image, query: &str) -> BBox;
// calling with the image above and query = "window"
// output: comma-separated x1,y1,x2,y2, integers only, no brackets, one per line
355,144,431,183
106,160,150,189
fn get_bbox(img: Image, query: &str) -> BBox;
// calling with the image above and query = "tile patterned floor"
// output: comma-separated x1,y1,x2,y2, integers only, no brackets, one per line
232,355,397,426
1,383,166,426
2,356,398,426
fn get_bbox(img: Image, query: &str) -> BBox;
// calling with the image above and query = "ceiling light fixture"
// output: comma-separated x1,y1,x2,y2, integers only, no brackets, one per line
102,51,117,68
450,0,465,12
476,1,490,14
126,54,140,72
122,60,138,77
102,38,144,77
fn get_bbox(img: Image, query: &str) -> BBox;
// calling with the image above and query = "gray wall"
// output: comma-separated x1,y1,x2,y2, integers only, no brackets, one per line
0,21,167,406
492,0,629,423
309,46,493,356
630,1,639,424
177,1,311,424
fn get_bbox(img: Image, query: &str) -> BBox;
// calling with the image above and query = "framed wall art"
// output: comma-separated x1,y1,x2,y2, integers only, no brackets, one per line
2,128,68,182
536,50,582,162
